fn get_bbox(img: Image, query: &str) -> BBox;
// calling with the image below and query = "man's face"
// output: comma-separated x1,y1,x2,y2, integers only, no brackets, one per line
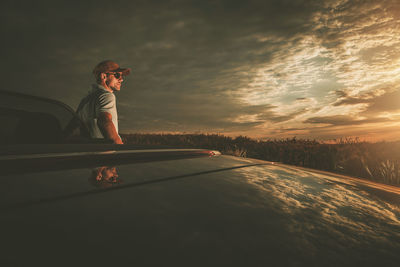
102,166,119,182
105,72,124,91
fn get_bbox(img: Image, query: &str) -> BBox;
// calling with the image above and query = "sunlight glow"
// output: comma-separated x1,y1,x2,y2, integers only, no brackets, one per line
230,1,400,140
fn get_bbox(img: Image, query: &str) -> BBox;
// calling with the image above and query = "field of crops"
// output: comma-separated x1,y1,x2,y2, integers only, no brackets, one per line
121,133,400,186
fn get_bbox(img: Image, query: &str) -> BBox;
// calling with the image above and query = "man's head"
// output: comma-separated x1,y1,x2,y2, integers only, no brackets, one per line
93,60,131,92
88,166,121,188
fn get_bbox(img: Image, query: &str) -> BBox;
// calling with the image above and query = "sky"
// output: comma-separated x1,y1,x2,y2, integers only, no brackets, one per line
1,0,400,141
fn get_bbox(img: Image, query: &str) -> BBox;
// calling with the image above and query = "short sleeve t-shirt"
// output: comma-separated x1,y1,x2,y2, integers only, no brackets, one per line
77,84,119,139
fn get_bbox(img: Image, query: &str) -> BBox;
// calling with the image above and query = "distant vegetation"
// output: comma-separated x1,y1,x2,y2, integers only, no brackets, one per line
121,133,400,186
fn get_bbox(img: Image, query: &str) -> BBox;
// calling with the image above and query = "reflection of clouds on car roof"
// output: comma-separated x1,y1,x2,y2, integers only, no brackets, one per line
235,165,400,251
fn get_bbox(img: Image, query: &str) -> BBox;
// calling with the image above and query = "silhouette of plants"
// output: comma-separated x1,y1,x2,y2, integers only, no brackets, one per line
121,133,400,186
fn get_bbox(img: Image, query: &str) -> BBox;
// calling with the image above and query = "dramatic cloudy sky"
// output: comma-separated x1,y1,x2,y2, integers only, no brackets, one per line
2,0,400,141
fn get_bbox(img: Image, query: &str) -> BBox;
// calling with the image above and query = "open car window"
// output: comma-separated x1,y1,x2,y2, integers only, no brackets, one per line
0,90,90,144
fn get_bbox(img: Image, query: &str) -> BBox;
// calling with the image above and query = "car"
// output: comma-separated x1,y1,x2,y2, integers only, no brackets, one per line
1,90,400,266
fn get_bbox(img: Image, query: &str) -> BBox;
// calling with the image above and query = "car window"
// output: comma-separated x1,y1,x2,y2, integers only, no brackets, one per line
0,91,89,144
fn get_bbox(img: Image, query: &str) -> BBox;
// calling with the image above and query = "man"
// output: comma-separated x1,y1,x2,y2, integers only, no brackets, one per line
77,60,130,144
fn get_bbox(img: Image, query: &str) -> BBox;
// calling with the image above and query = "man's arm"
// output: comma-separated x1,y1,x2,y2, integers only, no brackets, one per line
97,112,123,144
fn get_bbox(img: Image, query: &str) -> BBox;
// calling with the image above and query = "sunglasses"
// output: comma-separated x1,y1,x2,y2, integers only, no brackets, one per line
106,72,124,79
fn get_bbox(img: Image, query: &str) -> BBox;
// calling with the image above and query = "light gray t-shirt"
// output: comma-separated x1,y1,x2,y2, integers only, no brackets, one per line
77,84,119,139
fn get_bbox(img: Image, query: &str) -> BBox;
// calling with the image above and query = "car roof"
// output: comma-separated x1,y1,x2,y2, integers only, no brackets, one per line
1,150,399,266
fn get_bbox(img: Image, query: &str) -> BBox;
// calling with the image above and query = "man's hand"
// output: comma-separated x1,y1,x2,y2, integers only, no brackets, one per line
97,112,123,144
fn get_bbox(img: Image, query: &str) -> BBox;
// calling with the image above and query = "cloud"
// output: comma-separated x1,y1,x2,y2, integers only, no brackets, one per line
304,115,391,126
365,89,400,114
333,88,400,115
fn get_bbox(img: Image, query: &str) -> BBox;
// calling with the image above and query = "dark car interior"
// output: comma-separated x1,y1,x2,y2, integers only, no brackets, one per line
0,108,62,144
0,90,91,144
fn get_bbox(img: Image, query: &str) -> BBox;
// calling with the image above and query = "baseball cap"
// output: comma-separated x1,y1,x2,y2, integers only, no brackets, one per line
93,60,131,76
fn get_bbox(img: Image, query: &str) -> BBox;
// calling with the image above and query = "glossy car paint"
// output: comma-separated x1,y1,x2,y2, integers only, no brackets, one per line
1,151,399,266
